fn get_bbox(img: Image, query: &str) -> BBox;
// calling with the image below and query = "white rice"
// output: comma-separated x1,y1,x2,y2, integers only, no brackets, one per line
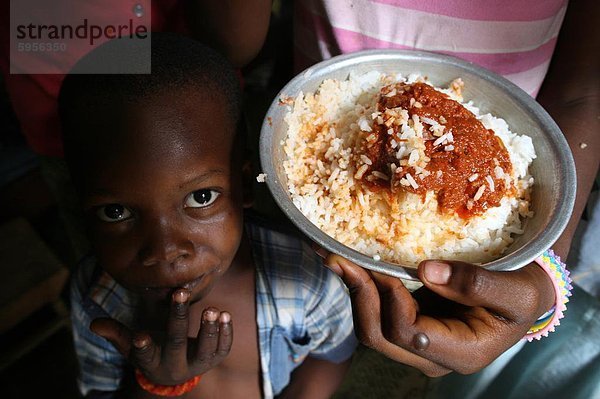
256,173,267,183
283,72,536,266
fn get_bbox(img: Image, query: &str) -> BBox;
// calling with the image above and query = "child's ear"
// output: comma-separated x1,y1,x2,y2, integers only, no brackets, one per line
241,158,254,209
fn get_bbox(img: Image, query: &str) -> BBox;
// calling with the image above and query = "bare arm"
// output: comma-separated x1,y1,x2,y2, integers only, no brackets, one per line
86,298,232,399
105,376,200,399
536,0,600,259
276,357,352,399
185,1,273,67
303,2,599,379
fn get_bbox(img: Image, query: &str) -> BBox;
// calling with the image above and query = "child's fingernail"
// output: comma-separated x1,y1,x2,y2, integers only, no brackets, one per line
220,312,231,323
173,289,190,303
203,308,218,322
424,261,451,285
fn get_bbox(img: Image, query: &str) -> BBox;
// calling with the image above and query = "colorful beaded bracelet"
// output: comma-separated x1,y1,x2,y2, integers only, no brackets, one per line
524,249,572,342
135,369,202,397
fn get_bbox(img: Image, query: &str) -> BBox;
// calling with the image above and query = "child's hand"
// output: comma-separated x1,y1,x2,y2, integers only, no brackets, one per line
322,253,554,377
90,289,233,385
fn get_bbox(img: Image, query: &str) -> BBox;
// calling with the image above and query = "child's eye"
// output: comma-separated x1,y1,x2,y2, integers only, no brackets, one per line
185,189,220,208
96,204,132,222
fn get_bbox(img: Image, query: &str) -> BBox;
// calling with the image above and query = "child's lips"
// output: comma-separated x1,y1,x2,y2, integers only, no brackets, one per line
180,274,205,291
144,273,206,298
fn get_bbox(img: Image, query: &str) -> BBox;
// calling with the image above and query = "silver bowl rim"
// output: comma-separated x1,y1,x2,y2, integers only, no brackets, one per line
259,49,576,280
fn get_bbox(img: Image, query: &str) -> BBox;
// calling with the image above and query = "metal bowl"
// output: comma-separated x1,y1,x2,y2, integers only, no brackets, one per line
259,49,576,280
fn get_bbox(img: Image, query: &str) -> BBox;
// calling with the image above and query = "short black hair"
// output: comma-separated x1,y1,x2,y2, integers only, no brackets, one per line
58,32,242,182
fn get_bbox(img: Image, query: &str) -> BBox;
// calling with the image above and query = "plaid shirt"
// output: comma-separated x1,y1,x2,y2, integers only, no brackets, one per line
71,216,357,397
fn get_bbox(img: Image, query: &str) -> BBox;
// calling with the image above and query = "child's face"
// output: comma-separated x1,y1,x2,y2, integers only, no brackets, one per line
79,88,246,303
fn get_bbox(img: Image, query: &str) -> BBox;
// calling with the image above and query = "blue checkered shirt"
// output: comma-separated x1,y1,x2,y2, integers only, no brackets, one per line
70,217,357,398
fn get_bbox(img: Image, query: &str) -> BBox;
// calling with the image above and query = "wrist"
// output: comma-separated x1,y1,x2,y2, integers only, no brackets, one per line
547,235,572,262
526,260,556,315
135,369,202,397
524,249,572,341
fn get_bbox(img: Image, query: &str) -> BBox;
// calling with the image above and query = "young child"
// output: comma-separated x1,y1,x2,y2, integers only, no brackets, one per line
59,33,356,399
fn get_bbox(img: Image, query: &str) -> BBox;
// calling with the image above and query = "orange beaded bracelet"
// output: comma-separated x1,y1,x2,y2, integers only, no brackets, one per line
135,369,202,397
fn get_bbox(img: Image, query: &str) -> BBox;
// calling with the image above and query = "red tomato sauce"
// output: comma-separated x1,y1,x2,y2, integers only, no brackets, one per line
362,82,513,218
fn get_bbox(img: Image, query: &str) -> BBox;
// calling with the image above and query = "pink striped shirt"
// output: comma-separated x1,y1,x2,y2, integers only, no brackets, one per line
294,0,568,97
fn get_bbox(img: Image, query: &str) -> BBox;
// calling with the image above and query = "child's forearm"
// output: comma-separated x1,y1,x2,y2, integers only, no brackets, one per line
536,0,600,259
276,357,352,399
109,384,196,399
109,372,202,399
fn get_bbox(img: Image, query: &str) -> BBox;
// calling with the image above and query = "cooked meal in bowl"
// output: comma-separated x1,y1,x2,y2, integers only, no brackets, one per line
282,72,536,266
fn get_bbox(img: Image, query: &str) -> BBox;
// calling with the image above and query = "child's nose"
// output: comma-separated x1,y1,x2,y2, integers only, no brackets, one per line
139,220,194,267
